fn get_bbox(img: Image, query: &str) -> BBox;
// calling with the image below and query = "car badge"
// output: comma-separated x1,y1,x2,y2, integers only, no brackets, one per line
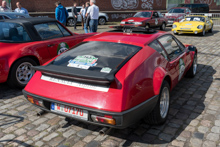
128,20,134,22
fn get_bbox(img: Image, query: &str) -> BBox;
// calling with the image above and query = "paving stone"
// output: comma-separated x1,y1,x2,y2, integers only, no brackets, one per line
193,132,204,140
27,129,39,137
14,128,27,136
47,116,60,125
159,133,173,142
83,135,96,143
32,131,49,141
171,140,184,147
147,129,160,135
85,141,100,147
200,120,212,127
211,126,220,133
43,132,59,142
63,129,76,138
190,138,202,147
101,139,119,147
206,133,219,141
48,136,65,147
15,120,30,128
0,134,16,143
76,129,91,138
36,124,50,131
163,127,178,135
32,118,48,125
198,126,209,133
35,141,44,147
203,141,216,147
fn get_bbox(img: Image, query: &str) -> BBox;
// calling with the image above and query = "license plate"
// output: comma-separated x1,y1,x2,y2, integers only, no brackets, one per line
181,28,191,30
51,103,88,120
168,20,173,23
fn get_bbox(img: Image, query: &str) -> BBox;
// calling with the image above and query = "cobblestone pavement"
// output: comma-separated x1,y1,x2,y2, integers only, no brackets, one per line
0,24,220,147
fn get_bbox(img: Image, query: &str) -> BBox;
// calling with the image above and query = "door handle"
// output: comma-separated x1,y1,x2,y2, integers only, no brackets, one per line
48,44,55,47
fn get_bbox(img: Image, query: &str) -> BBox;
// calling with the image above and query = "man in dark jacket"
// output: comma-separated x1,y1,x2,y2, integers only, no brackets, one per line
84,2,90,33
72,3,77,29
55,1,68,26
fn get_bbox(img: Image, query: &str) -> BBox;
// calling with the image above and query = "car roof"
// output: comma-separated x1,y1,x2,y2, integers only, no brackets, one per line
0,12,27,15
84,31,169,47
0,17,57,24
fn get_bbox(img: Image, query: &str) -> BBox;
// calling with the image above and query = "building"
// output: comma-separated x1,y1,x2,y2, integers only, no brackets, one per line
1,0,220,21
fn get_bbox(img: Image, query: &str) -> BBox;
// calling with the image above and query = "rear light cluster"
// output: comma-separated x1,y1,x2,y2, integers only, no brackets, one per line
91,115,116,125
27,95,44,107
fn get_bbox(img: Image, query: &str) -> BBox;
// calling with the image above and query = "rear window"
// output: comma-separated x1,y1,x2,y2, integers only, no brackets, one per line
168,9,185,13
52,41,142,73
0,22,31,42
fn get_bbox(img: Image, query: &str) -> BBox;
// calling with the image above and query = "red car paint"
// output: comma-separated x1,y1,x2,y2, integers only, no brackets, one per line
120,11,168,28
0,20,95,83
23,30,197,128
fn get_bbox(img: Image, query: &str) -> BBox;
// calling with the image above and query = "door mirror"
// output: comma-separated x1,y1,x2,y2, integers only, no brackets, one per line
186,46,196,53
207,20,210,23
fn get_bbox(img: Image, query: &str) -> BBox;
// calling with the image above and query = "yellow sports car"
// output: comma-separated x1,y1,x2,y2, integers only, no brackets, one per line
172,15,213,36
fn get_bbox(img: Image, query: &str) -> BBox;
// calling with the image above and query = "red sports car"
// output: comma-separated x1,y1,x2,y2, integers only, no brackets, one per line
165,7,191,25
120,11,168,30
0,17,95,88
23,27,197,129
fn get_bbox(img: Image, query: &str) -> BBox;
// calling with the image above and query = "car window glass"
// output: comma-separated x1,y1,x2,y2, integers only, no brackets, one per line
57,23,71,37
67,9,71,12
153,12,159,18
0,16,3,19
3,16,9,19
158,12,164,18
158,35,182,60
34,22,63,40
149,40,168,60
76,8,81,13
168,9,184,13
133,12,152,17
0,22,31,42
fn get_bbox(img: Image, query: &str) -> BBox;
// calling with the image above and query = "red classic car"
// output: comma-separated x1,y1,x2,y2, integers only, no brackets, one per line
120,11,168,30
165,7,191,25
0,18,95,88
23,27,197,129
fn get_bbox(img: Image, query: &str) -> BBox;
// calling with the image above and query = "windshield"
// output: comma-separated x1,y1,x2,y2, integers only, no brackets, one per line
52,41,142,73
0,22,31,42
134,12,152,18
168,9,185,13
185,16,205,22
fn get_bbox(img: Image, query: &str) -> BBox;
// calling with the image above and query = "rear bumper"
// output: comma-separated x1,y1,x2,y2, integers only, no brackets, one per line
23,90,158,129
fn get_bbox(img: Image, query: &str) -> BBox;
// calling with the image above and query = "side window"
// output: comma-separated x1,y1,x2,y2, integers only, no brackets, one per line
34,22,63,40
67,8,71,12
158,12,164,18
0,16,3,19
57,23,71,37
149,40,168,60
3,16,9,19
158,35,183,60
153,12,159,18
76,8,81,13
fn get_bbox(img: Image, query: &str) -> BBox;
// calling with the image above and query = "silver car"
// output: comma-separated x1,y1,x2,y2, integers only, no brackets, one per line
66,6,108,26
0,12,30,19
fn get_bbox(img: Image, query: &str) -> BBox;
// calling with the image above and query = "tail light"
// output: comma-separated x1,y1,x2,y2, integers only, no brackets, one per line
27,95,44,107
91,115,116,125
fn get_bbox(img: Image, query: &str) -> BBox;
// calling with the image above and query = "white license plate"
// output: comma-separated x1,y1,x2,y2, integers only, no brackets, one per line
168,21,173,23
51,103,88,120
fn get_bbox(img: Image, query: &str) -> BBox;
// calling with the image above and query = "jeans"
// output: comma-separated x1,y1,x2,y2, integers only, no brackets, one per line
84,23,89,33
89,19,98,33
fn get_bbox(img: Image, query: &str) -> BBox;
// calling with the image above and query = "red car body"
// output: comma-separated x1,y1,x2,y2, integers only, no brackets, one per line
23,28,197,128
165,7,191,25
120,11,167,30
0,18,95,87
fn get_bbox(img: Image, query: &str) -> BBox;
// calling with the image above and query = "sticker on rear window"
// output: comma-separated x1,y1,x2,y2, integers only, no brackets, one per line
67,55,98,69
57,42,69,55
100,67,112,73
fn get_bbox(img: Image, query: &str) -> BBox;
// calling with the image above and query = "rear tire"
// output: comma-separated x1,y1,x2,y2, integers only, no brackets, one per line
160,23,166,30
174,32,178,35
208,25,213,33
145,81,170,125
186,54,197,78
7,58,37,88
200,27,206,36
98,17,106,25
67,18,75,27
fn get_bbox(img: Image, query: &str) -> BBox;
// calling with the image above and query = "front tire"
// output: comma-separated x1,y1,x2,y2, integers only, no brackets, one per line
160,22,166,30
7,58,37,88
98,17,106,25
145,81,170,125
208,25,213,33
186,54,197,78
200,27,206,36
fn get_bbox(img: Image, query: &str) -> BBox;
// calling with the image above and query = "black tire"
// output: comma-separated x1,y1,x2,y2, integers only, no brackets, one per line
67,18,75,27
186,54,197,78
7,58,37,88
160,22,166,30
98,17,106,25
145,81,170,125
200,27,206,36
174,32,178,35
208,25,213,33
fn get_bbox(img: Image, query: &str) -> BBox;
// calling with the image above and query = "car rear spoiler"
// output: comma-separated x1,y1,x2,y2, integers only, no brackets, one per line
32,65,116,85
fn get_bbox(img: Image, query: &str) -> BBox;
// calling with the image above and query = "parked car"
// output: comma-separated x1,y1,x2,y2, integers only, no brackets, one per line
177,3,209,13
0,12,30,19
23,26,197,129
0,17,96,88
120,11,168,30
165,7,191,25
172,15,213,36
66,6,109,26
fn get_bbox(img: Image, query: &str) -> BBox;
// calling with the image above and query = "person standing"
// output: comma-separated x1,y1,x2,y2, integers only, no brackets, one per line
0,0,11,12
14,2,29,15
55,1,69,26
72,3,78,30
86,0,99,33
79,4,85,29
84,2,90,33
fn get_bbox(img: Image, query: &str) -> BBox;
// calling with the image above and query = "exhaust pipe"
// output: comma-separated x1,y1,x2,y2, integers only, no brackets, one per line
37,110,47,116
99,127,112,136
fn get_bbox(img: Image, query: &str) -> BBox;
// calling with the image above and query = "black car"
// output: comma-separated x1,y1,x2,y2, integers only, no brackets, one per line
177,3,209,13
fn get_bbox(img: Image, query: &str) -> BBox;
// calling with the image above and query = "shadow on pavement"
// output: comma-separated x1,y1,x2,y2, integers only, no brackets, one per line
0,113,24,127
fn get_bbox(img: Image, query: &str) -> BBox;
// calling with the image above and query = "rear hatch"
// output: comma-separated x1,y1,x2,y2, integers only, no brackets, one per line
33,41,142,85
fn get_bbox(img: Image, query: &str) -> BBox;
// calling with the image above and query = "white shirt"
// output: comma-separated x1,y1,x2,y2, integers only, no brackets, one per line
80,8,85,18
15,7,29,15
87,4,99,20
